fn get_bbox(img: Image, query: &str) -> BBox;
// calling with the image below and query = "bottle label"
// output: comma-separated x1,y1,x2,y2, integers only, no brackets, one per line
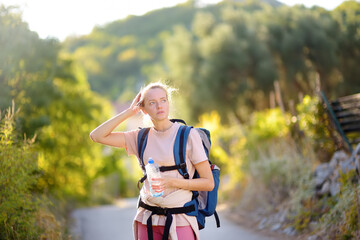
149,179,163,197
146,158,164,197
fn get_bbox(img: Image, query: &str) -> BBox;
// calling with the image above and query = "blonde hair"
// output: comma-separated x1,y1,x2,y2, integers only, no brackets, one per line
139,81,177,107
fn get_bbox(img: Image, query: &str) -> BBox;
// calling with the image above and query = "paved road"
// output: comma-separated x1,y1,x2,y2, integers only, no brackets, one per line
70,198,277,240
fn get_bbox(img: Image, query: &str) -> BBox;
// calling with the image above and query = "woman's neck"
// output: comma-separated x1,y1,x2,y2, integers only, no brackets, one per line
152,119,173,132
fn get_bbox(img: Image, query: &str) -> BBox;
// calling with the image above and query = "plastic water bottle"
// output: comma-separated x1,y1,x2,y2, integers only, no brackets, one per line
145,158,164,197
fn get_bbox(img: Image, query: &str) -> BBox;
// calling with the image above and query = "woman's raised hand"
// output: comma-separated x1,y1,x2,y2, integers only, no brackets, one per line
129,92,142,114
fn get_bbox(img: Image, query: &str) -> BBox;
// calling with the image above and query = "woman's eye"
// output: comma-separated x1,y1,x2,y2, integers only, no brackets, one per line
161,99,166,103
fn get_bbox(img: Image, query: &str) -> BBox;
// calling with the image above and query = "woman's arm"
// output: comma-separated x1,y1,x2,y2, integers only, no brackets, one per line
89,92,141,148
152,161,215,192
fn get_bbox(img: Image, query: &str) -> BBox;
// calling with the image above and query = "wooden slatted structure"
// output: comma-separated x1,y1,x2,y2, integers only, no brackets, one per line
321,91,360,152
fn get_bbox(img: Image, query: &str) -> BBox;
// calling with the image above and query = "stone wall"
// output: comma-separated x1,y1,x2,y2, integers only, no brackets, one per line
314,143,360,197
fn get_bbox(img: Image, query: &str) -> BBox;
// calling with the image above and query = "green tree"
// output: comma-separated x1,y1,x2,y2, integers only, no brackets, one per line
265,5,340,98
0,6,134,201
332,0,360,96
192,11,216,38
164,2,277,122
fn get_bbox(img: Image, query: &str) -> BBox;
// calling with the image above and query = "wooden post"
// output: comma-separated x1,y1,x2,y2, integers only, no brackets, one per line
315,72,321,94
274,80,285,113
298,92,304,103
270,91,276,109
289,100,296,116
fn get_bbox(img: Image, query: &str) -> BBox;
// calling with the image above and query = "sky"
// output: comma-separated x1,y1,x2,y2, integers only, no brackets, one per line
1,0,348,41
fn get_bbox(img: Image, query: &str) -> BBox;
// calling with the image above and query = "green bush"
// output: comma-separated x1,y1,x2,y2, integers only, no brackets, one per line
296,95,335,161
242,107,292,172
195,96,359,239
248,108,290,141
0,103,62,239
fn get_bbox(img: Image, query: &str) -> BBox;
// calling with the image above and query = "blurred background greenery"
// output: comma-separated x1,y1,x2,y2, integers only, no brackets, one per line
1,0,360,239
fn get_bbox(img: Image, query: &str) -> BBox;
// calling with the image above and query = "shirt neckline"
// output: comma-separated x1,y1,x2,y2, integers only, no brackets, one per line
151,122,178,135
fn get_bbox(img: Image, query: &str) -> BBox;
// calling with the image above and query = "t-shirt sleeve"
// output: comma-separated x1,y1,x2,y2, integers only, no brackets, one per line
123,129,140,158
187,128,208,165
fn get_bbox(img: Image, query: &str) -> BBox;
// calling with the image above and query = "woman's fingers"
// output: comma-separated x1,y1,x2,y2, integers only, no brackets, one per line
131,92,141,107
151,178,166,191
135,92,142,104
135,92,141,102
128,92,142,114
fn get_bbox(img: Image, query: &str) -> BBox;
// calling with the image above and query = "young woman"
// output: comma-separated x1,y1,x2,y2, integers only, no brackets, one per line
89,82,214,240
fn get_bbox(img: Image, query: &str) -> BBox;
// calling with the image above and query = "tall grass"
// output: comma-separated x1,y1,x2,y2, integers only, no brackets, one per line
0,101,63,239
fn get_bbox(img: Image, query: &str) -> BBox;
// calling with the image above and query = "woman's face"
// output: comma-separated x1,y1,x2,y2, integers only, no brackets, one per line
142,87,169,121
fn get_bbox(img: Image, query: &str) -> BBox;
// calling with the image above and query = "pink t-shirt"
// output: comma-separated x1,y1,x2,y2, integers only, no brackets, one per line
123,122,208,226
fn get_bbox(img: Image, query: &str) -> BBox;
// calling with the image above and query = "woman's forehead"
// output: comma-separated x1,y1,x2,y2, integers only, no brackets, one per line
144,87,167,100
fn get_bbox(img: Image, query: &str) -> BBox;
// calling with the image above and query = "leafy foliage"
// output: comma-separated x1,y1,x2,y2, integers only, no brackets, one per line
164,1,360,122
296,95,336,161
0,5,143,237
195,95,356,238
0,5,138,204
62,1,360,124
0,103,62,240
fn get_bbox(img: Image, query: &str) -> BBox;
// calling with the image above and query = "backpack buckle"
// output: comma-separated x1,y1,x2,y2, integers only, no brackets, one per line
179,163,189,179
180,162,186,169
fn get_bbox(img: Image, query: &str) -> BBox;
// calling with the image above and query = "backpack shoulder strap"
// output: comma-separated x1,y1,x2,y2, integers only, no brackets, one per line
137,127,150,170
173,125,193,179
196,128,211,158
170,118,187,125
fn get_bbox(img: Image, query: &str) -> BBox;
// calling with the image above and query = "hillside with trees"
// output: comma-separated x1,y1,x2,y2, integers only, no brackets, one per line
62,0,284,104
63,0,360,123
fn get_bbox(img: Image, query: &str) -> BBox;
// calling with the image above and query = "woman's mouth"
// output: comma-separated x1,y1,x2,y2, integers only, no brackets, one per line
157,111,164,115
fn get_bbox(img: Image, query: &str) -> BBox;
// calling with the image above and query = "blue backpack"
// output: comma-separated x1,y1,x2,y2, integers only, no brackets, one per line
137,119,220,240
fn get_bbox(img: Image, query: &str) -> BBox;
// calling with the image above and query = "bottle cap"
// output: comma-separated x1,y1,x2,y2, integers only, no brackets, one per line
148,158,154,164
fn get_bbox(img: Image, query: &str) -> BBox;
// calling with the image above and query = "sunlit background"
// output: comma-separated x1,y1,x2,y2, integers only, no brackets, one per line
1,0,360,239
3,0,345,40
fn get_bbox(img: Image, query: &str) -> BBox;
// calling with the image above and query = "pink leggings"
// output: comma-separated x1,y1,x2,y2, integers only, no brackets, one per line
137,221,195,240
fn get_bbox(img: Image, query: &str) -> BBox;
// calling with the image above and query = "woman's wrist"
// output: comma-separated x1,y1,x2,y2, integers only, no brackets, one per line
124,107,137,117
